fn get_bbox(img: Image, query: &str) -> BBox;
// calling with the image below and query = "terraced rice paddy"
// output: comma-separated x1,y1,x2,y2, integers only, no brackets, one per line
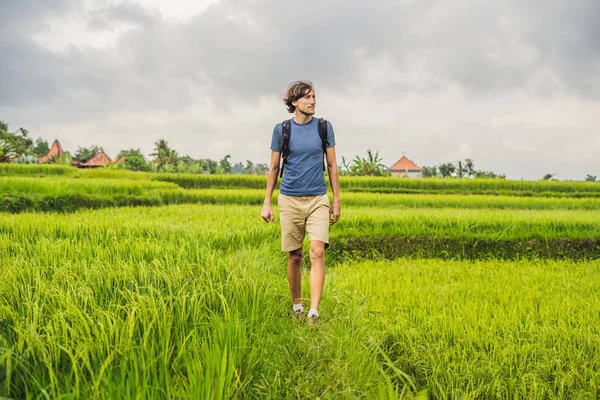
1,164,599,399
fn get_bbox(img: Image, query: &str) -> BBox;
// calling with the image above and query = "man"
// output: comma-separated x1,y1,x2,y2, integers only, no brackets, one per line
261,81,341,327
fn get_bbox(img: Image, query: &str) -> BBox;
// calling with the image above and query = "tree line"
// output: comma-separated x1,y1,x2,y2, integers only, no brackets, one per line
1,119,597,181
0,120,267,175
339,149,598,182
421,159,506,179
114,140,268,175
339,150,508,179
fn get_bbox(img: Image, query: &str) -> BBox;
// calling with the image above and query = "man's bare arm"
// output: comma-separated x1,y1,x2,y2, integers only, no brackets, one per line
325,146,340,224
261,151,281,223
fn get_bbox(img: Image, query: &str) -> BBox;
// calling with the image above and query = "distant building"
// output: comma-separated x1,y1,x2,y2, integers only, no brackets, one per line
37,140,65,164
115,155,126,164
79,151,113,168
389,156,423,178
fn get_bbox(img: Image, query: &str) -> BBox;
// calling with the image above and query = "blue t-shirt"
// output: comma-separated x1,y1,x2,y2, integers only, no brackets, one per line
270,117,336,196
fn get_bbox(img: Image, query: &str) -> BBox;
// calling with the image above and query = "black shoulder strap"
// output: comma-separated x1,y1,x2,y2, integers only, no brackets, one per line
279,119,291,178
318,118,329,171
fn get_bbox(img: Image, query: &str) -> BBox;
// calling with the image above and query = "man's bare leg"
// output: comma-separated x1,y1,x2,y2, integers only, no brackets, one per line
288,248,303,304
309,241,326,311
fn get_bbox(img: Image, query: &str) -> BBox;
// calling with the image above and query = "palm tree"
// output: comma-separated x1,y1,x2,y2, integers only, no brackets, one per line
219,154,232,174
456,160,466,178
464,158,475,177
151,139,179,167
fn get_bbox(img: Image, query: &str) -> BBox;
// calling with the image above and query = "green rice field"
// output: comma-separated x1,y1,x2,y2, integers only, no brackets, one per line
1,165,599,399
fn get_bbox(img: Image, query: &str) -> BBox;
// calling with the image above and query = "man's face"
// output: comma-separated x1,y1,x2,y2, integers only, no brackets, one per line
293,89,316,116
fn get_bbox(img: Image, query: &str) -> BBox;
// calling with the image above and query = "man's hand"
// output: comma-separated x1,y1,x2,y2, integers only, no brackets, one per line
261,204,274,223
329,201,340,225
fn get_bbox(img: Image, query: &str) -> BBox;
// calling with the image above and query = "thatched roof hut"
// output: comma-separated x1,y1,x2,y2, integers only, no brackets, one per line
37,140,65,164
79,151,113,168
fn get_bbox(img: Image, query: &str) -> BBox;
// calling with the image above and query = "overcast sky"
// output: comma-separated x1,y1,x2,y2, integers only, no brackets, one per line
1,0,599,180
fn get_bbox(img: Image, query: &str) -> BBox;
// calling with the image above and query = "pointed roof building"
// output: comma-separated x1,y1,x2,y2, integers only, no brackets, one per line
389,156,422,172
79,151,113,168
389,156,423,178
37,140,66,164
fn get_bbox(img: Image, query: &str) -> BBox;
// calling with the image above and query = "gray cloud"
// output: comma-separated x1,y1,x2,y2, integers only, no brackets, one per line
0,0,75,34
88,2,157,29
4,0,599,110
0,0,77,106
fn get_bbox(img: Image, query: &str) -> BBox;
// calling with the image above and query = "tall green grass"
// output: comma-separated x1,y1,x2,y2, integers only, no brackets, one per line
336,207,600,240
2,204,599,260
152,173,271,189
0,164,77,176
0,248,268,398
343,192,600,209
152,173,600,197
1,203,599,398
0,205,378,398
330,207,600,261
0,164,150,180
0,205,276,398
0,177,243,213
4,165,600,197
339,258,600,398
4,176,600,214
339,176,600,195
0,177,177,194
2,167,600,397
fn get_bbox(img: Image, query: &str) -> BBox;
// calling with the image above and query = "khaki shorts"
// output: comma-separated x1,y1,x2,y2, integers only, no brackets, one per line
278,194,330,252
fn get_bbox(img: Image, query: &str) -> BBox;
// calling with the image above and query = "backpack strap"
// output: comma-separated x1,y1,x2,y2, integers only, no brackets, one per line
279,119,291,178
318,118,329,171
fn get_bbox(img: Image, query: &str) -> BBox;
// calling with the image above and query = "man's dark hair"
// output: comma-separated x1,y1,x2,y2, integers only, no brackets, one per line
283,81,314,113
